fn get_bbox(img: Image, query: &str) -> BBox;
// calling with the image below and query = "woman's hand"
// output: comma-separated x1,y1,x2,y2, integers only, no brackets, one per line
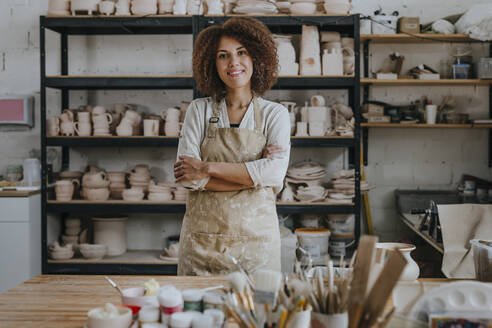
262,143,285,159
174,156,209,182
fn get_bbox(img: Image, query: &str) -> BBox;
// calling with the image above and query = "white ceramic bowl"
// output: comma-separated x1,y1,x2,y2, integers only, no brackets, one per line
290,2,317,14
84,188,110,201
148,192,173,201
79,243,107,260
87,306,132,328
323,3,351,14
49,249,74,260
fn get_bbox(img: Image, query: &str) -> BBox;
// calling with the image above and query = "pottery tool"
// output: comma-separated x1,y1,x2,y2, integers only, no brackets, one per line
362,250,407,328
104,276,123,297
348,235,378,328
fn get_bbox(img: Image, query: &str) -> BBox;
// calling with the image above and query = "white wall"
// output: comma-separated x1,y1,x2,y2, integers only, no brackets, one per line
1,0,491,246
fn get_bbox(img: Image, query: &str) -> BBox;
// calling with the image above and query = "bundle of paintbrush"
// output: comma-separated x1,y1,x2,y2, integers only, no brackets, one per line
226,269,312,328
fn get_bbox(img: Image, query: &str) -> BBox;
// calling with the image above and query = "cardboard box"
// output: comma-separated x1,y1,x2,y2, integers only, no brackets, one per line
398,17,420,34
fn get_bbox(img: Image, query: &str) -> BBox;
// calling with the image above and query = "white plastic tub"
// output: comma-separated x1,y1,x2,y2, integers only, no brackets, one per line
471,239,492,282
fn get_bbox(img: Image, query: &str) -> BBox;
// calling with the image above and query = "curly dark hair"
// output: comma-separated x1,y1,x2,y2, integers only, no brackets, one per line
192,17,278,101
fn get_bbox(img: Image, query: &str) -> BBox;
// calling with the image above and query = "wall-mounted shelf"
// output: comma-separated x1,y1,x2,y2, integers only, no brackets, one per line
46,136,356,147
361,123,492,129
360,33,481,43
47,200,355,214
360,78,492,86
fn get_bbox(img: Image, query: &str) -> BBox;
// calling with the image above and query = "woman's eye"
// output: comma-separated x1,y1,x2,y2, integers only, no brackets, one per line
218,53,227,59
238,50,247,56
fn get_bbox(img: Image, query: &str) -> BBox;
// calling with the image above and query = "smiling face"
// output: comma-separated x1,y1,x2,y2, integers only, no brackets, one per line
215,36,254,92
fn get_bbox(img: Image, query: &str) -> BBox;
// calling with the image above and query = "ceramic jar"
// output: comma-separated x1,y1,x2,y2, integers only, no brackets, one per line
93,217,127,256
143,119,159,136
100,0,115,15
47,117,60,136
375,243,420,281
82,171,109,188
55,179,79,201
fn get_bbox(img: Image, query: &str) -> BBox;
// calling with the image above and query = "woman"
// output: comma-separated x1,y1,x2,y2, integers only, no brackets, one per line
174,17,290,276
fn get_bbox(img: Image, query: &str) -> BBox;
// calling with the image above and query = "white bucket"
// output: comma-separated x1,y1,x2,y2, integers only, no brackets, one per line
295,228,330,263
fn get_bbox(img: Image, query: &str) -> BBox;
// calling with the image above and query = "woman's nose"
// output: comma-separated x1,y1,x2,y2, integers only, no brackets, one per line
228,54,240,66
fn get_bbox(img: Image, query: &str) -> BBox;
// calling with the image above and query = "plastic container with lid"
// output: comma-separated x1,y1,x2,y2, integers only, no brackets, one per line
471,239,492,282
139,305,160,324
158,285,183,324
203,309,225,328
182,289,204,312
295,227,330,264
203,292,224,310
170,312,194,328
191,313,214,328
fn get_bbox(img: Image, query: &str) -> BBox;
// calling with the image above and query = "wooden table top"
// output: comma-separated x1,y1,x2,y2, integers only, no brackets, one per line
0,274,227,328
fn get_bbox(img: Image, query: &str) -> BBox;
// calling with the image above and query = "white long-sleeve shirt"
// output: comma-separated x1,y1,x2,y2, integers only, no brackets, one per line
176,96,291,194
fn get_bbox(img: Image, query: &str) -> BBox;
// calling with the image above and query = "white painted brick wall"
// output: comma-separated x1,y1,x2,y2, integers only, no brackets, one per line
1,0,492,247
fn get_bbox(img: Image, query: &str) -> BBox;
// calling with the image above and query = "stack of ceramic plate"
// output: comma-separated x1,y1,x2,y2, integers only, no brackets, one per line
289,0,321,15
323,0,351,15
286,161,326,187
295,185,327,202
131,0,158,15
233,0,278,14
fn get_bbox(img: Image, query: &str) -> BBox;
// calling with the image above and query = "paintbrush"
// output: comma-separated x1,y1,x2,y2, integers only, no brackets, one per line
252,269,283,308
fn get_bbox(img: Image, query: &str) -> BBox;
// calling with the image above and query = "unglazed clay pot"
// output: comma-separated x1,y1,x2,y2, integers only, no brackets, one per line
376,243,420,281
82,171,109,187
92,217,127,256
84,187,110,201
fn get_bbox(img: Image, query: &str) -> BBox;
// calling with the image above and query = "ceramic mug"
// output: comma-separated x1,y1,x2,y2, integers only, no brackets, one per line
78,111,91,123
92,113,113,125
143,119,159,136
74,122,92,136
60,122,75,136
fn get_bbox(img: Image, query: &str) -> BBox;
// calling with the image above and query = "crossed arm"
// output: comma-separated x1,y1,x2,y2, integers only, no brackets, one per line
174,144,284,191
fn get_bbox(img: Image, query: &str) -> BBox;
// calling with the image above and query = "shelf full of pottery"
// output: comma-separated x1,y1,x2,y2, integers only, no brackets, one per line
53,164,187,202
285,95,355,138
275,27,355,77
278,162,371,204
47,0,352,17
46,103,187,139
47,216,179,264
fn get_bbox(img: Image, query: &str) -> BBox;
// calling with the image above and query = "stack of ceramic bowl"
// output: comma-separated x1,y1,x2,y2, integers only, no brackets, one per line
187,0,203,14
158,0,174,13
131,0,158,14
323,0,351,14
122,187,145,201
48,242,74,260
55,179,79,201
173,185,188,201
79,243,107,260
92,107,113,136
286,161,326,187
289,0,318,15
276,1,291,13
233,0,277,14
81,171,111,201
129,165,151,192
295,185,327,202
108,171,127,199
47,0,70,15
148,181,173,201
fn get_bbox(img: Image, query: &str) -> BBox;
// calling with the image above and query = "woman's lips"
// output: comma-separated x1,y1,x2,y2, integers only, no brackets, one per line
227,70,245,78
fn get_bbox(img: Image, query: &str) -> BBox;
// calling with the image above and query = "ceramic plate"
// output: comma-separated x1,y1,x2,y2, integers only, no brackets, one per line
408,281,492,322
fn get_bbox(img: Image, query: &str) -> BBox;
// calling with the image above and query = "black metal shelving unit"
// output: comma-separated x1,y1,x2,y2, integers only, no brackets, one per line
40,14,360,275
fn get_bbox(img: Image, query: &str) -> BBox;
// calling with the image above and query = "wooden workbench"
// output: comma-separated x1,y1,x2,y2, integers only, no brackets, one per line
0,275,227,328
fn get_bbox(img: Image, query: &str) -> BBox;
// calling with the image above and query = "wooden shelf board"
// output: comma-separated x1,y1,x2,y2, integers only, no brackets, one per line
290,136,354,139
48,200,354,206
361,78,492,85
46,74,193,78
360,33,483,43
361,123,492,128
47,250,176,265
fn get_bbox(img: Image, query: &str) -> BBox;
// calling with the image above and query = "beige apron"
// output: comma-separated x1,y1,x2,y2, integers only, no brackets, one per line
178,98,281,276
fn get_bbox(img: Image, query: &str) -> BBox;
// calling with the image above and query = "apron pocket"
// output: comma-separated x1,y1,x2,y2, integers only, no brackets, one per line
190,232,270,274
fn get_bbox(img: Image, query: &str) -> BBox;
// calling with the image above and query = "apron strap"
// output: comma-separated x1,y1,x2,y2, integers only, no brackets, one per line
253,97,262,133
207,100,222,138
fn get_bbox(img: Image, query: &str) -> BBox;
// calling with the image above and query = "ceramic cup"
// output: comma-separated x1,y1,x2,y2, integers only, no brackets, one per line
78,111,91,123
74,122,92,136
164,121,179,136
425,105,437,124
296,122,308,136
143,119,159,136
100,0,115,15
60,122,75,136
